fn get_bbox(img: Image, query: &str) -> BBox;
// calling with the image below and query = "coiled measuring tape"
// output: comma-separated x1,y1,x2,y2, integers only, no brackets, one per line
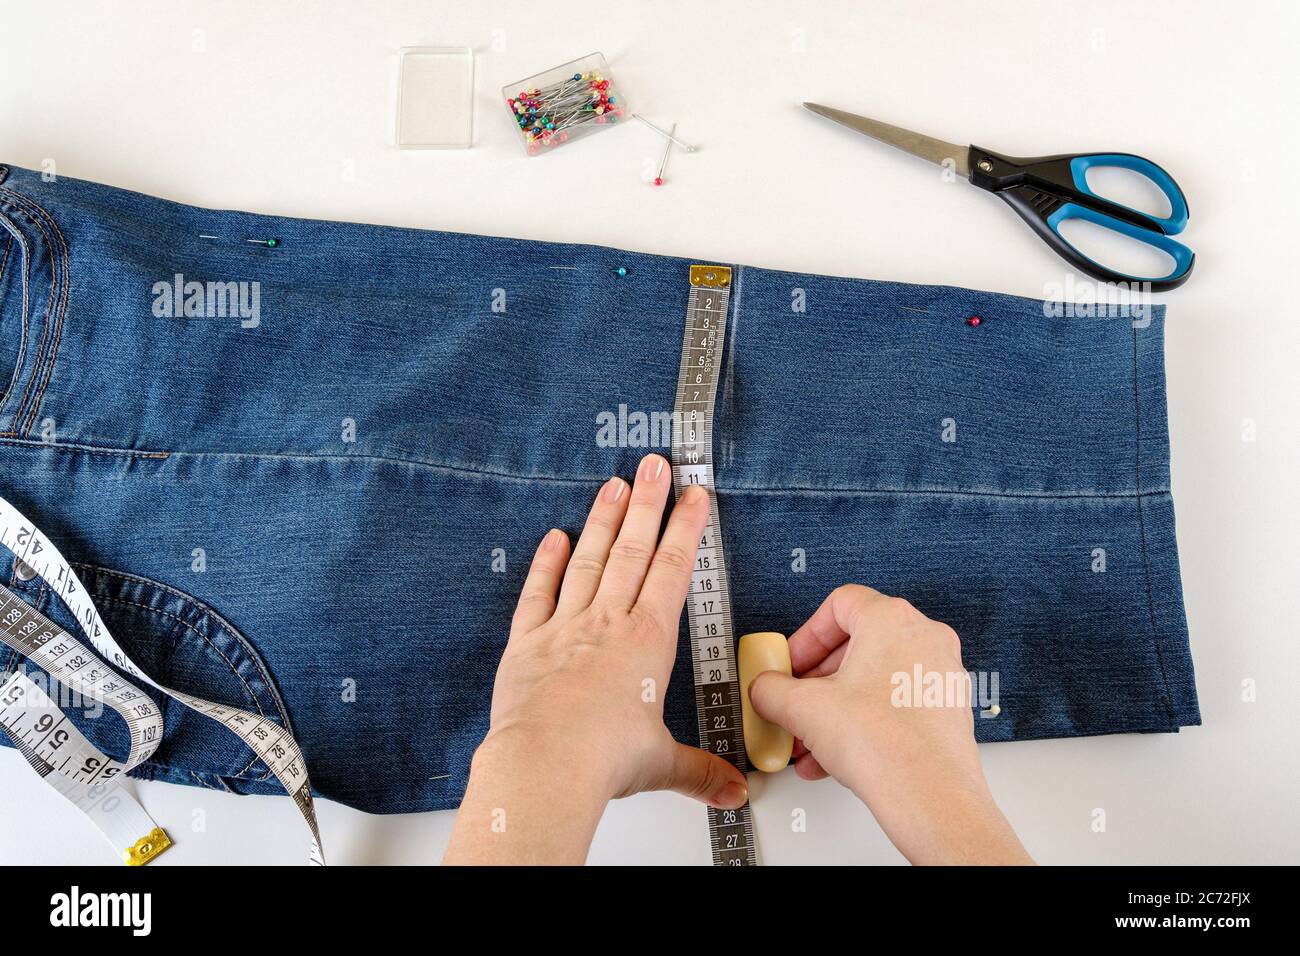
671,264,757,866
0,496,323,865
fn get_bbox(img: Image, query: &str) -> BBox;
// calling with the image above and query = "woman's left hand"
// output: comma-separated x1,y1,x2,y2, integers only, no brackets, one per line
444,453,747,864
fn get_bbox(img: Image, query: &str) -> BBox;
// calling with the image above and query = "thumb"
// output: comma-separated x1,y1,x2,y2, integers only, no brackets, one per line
662,742,749,809
748,670,816,740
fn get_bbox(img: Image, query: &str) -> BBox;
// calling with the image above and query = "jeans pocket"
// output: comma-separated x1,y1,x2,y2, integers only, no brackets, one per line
0,177,68,439
1,560,294,791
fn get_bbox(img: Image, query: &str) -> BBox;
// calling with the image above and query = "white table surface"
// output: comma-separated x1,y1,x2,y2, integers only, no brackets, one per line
1,0,1296,865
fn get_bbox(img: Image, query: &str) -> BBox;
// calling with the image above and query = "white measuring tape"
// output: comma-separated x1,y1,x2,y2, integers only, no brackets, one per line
671,264,757,866
0,496,322,865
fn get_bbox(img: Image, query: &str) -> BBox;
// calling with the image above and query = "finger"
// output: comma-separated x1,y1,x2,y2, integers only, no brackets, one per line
632,483,709,631
787,584,886,673
555,476,629,615
801,641,848,679
661,742,749,809
747,670,817,742
596,454,673,607
510,528,571,636
794,752,830,781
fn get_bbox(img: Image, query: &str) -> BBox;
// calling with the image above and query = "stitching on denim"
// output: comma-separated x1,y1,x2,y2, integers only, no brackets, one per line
0,215,32,429
720,263,744,471
93,594,267,780
0,233,16,413
0,199,52,433
88,589,278,781
76,563,292,772
716,484,1170,500
0,187,71,437
0,437,1172,499
0,190,67,434
0,438,169,460
188,770,236,792
0,193,64,436
1131,326,1175,726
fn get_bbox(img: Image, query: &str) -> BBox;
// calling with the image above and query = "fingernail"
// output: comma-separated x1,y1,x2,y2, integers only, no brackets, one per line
602,477,626,503
639,454,667,482
684,484,707,504
541,528,563,550
710,781,748,810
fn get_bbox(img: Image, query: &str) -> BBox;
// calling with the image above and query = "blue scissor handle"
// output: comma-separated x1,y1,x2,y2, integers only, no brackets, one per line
1068,153,1189,234
968,144,1195,291
1046,201,1195,285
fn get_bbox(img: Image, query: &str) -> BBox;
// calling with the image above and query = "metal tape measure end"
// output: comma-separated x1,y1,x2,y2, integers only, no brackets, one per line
122,827,172,866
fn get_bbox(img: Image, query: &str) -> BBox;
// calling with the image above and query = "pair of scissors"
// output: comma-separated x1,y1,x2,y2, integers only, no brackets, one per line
803,103,1194,291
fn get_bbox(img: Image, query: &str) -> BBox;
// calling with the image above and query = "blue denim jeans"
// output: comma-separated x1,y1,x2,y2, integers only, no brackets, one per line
0,163,1198,814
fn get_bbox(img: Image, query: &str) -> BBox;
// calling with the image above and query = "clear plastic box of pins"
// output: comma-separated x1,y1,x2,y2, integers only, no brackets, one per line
503,52,627,156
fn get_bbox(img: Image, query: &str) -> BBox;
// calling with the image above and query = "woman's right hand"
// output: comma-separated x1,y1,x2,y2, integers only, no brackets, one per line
747,585,1033,865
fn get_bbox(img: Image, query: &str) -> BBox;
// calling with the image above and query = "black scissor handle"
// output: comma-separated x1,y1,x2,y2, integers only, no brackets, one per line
967,145,1195,291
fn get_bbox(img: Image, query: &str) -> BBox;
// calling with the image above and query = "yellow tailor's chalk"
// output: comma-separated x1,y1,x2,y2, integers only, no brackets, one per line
738,632,795,773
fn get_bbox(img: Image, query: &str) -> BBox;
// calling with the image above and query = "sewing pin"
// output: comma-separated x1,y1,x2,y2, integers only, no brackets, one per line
633,114,697,153
653,123,676,187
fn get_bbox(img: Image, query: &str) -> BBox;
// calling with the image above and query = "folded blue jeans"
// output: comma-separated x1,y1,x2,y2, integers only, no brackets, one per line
0,163,1199,814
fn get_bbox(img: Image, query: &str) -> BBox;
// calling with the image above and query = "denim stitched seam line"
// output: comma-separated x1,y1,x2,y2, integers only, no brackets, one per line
1131,325,1176,727
0,438,170,460
0,191,68,438
0,189,68,433
0,233,15,415
0,216,32,429
88,594,272,781
187,770,236,793
720,262,744,469
0,201,45,431
0,437,1173,500
0,187,72,437
76,563,294,781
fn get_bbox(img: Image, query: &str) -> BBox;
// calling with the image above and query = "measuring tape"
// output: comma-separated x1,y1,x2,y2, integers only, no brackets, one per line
671,264,757,866
0,496,323,865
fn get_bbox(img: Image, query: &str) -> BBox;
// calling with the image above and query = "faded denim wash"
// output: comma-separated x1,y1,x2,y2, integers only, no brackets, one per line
0,163,1199,813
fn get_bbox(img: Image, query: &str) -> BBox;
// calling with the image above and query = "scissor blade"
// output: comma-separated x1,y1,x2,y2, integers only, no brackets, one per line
802,103,969,176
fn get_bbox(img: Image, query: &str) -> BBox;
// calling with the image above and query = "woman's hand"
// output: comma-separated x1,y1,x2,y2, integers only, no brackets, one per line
748,584,1032,865
444,453,747,865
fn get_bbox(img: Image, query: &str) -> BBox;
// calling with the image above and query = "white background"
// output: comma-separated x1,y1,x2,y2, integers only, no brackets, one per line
0,0,1296,865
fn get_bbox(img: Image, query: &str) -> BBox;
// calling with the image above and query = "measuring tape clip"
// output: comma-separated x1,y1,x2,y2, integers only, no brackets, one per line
0,496,324,865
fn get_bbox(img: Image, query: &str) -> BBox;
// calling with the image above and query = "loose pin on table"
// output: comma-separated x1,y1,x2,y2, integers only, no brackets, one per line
653,122,677,186
633,114,697,153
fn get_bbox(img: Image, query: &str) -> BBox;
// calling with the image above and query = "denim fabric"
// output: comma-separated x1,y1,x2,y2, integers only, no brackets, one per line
0,163,1199,814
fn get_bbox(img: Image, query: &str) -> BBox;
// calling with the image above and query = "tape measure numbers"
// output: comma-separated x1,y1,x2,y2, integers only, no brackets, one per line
0,498,323,865
671,264,757,866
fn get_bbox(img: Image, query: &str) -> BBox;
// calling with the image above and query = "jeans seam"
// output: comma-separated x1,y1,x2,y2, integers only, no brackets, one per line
83,573,287,782
0,188,69,437
0,219,31,428
0,233,15,412
0,438,170,460
0,437,1169,499
189,770,236,792
1132,325,1175,726
9,190,70,437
